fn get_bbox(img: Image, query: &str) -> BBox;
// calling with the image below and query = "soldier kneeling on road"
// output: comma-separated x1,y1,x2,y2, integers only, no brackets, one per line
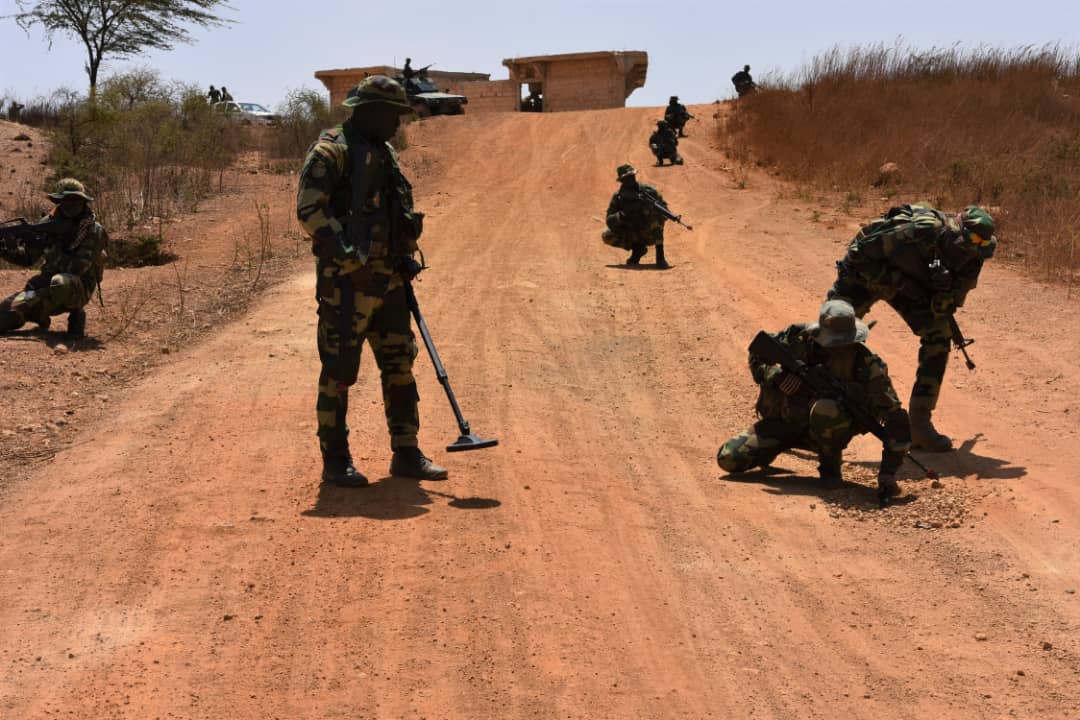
717,300,912,502
665,96,692,138
601,164,671,269
649,119,683,166
0,178,108,339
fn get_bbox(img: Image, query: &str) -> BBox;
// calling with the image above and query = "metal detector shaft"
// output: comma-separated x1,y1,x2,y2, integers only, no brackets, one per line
405,280,470,434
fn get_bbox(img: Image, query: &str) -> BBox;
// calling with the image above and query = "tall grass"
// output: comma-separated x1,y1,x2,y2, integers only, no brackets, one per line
723,42,1080,281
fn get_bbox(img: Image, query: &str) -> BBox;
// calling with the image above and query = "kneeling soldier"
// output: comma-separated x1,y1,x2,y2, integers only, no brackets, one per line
717,300,911,499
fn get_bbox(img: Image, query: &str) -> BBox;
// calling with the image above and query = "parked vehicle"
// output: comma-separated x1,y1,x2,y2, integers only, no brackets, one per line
212,101,279,126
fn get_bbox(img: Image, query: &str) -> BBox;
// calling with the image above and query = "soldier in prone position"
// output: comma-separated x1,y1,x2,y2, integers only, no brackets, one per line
0,179,108,339
827,204,996,451
717,300,911,499
297,75,447,487
649,119,683,166
601,164,671,269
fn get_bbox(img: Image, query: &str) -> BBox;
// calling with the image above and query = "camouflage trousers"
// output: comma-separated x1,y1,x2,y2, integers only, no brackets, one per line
828,278,951,413
601,228,660,251
316,256,420,455
717,399,855,472
0,272,92,331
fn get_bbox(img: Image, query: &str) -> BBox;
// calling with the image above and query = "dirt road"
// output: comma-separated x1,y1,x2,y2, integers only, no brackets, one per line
2,106,1079,719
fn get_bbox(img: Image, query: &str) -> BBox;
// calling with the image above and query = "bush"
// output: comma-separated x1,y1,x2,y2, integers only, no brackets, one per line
722,42,1080,281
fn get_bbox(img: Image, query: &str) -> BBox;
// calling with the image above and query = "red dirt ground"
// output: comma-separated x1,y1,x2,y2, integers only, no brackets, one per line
2,107,1079,719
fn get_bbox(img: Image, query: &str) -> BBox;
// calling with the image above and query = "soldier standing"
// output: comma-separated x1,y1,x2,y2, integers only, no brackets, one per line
649,120,683,166
0,179,108,338
402,58,416,80
601,164,671,269
207,85,221,105
664,96,692,137
717,300,911,500
297,75,447,487
827,204,996,451
220,86,233,102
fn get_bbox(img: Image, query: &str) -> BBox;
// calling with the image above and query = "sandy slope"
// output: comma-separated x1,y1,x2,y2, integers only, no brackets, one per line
2,105,1079,719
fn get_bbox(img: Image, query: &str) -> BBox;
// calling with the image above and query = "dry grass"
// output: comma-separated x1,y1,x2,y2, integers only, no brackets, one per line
721,42,1080,281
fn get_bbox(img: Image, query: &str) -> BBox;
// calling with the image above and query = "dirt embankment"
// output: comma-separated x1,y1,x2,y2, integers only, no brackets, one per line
1,107,1079,719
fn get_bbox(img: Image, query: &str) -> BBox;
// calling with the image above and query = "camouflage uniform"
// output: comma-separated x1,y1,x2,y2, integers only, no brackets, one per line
0,179,107,337
649,121,682,166
718,300,911,493
601,164,670,268
664,97,691,137
297,79,425,462
207,85,221,104
826,204,996,450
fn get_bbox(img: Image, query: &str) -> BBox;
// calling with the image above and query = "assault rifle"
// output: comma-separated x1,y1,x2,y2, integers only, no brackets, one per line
0,216,71,257
748,330,938,506
927,257,976,370
635,193,693,231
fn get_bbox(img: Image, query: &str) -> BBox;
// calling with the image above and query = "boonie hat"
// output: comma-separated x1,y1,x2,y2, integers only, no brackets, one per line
47,178,93,203
342,75,413,113
809,299,869,347
616,164,637,181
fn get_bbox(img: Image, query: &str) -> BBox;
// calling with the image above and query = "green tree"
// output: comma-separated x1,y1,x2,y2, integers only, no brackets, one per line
11,1,233,98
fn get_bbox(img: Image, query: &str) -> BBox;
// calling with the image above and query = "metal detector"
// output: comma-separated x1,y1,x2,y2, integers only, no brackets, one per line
405,279,498,453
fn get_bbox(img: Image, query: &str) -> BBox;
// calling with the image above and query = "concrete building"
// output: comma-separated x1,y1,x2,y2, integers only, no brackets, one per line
314,50,648,114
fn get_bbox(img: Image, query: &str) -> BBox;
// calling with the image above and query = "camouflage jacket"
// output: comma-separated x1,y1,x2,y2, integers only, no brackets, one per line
750,323,903,433
7,211,108,290
605,182,668,246
296,121,422,273
839,204,992,306
649,126,679,155
664,103,690,124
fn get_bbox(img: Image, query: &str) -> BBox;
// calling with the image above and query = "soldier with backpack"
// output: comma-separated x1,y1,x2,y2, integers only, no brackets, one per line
649,120,683,166
826,204,996,451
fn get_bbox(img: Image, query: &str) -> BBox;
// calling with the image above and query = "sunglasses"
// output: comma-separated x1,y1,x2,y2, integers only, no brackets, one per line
967,229,992,247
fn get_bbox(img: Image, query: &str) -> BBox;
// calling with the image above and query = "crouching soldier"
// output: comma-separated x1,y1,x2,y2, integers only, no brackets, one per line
0,178,107,338
649,120,683,166
717,300,911,500
601,164,671,269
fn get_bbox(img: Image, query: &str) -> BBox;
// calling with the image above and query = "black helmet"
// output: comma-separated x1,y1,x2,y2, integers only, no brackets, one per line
744,65,751,72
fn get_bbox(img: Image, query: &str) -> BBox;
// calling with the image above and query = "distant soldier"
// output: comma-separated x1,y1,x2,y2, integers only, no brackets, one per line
732,65,756,97
220,86,233,102
717,299,911,500
664,96,692,137
297,75,447,487
601,164,671,269
827,204,996,451
7,101,24,123
649,119,683,166
0,179,108,338
402,58,416,80
207,85,221,105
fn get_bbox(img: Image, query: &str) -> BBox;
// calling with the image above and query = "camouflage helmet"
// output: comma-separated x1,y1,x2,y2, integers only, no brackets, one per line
808,299,869,347
960,206,997,259
616,163,637,181
669,96,678,103
342,75,413,113
47,177,93,203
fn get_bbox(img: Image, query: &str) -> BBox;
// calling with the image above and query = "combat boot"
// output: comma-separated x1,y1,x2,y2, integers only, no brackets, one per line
627,245,647,265
817,454,843,489
674,156,684,165
66,308,86,338
321,452,369,488
0,309,22,333
654,244,670,270
909,407,952,452
390,447,448,480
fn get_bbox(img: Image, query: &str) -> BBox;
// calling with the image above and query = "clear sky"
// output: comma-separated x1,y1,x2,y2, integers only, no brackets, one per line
2,0,1079,109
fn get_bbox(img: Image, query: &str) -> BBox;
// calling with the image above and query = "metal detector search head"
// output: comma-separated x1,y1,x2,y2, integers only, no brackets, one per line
447,433,499,453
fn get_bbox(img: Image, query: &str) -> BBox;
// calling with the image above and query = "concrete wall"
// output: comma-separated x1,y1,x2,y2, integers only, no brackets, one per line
543,57,625,112
315,66,490,107
460,79,519,113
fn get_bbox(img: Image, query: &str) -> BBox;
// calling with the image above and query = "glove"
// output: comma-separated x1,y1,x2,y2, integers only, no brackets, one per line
399,256,423,281
930,291,956,317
